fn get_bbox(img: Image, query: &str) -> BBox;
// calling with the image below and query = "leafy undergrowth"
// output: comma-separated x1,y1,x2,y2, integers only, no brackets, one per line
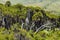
0,24,60,40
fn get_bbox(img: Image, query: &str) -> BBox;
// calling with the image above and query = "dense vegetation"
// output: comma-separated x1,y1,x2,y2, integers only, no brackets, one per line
0,24,60,40
0,1,60,40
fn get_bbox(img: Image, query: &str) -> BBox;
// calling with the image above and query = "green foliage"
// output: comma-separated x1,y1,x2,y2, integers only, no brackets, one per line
32,12,43,20
0,4,27,19
0,1,60,40
0,27,14,40
0,2,60,20
34,29,60,40
5,1,11,7
0,26,60,40
0,24,59,40
46,13,59,19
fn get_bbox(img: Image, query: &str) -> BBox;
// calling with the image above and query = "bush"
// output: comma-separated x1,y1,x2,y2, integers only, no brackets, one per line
0,24,60,40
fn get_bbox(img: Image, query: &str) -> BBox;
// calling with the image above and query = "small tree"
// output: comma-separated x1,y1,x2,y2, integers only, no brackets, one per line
5,1,11,7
